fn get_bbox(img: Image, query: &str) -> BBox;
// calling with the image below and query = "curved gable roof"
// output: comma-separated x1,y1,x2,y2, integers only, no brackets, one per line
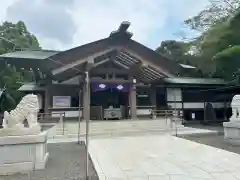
0,22,184,77
48,22,182,75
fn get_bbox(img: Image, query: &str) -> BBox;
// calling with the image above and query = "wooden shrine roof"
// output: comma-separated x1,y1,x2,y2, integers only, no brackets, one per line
0,21,203,83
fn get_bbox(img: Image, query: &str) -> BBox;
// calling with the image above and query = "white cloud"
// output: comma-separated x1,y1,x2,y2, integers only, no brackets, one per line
71,0,168,47
0,0,210,50
0,1,17,23
71,0,209,49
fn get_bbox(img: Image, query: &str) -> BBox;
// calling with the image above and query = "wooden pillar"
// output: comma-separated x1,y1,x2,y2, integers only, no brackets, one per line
83,72,90,120
224,100,227,121
43,86,51,121
129,83,137,119
150,86,157,119
78,89,82,119
44,87,50,114
150,87,156,108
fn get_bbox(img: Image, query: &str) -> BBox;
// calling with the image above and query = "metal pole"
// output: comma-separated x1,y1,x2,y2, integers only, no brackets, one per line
77,90,82,144
60,113,64,135
85,71,89,180
86,114,89,180
174,89,178,136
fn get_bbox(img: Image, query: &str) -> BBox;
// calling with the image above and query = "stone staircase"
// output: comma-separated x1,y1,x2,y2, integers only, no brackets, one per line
46,119,218,139
48,119,177,138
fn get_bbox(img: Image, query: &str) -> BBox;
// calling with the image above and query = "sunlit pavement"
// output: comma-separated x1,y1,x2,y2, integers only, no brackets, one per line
44,120,230,180
89,134,240,180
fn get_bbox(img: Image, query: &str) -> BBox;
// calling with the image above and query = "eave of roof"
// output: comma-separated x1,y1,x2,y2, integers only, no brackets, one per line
179,63,196,69
0,50,60,60
18,83,46,91
164,77,227,85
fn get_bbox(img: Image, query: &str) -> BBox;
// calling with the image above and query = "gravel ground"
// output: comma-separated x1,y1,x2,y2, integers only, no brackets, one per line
180,134,240,155
0,142,98,180
180,124,240,155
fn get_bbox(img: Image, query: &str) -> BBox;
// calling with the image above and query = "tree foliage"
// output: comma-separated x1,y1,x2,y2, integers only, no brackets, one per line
200,8,240,77
0,21,40,54
156,40,190,63
0,89,16,113
214,45,240,80
155,40,205,77
0,21,41,112
161,1,240,80
185,0,239,32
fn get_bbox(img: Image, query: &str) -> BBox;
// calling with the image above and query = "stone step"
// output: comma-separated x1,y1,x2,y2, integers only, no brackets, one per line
59,126,186,135
48,120,186,137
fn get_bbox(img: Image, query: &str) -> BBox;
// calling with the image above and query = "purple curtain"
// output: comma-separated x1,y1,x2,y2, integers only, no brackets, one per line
91,83,130,92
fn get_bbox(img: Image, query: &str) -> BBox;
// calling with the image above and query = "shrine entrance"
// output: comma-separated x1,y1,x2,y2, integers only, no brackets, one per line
90,83,130,120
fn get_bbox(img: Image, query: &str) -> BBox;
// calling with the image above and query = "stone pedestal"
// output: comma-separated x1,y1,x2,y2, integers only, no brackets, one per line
0,131,49,175
223,121,240,145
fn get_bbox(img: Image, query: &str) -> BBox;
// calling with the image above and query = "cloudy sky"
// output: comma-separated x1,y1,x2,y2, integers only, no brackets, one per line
0,0,209,50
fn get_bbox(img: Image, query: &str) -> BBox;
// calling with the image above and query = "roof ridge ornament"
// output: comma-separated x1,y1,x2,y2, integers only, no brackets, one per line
109,21,133,39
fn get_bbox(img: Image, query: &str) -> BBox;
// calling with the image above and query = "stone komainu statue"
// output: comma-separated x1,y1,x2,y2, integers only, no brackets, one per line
230,95,240,121
1,94,41,136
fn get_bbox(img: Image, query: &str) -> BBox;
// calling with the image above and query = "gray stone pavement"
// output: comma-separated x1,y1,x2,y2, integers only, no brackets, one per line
89,134,240,180
0,142,98,180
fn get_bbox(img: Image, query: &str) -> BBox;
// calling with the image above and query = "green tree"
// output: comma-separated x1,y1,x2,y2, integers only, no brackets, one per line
156,40,205,77
156,40,191,63
0,21,41,112
213,45,240,80
0,21,40,54
185,0,239,32
180,2,240,78
199,9,240,77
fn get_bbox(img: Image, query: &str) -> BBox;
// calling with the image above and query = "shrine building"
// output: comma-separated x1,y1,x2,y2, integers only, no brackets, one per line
0,22,229,123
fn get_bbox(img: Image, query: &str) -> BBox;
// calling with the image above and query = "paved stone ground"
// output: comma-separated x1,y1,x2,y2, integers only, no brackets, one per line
0,142,98,180
89,134,240,180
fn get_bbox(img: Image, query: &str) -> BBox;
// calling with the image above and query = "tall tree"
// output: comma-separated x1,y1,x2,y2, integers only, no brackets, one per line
214,46,240,80
0,21,40,54
156,40,191,63
179,1,240,78
155,40,204,77
212,10,240,79
185,0,239,32
0,21,41,111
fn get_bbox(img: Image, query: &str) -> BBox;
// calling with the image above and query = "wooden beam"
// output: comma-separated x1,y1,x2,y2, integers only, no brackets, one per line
90,68,129,74
142,67,162,79
121,49,173,77
90,78,132,83
52,47,120,75
118,53,139,63
113,60,130,69
91,58,110,68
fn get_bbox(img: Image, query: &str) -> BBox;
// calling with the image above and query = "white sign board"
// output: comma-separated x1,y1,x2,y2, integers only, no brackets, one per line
167,88,182,102
53,96,71,108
